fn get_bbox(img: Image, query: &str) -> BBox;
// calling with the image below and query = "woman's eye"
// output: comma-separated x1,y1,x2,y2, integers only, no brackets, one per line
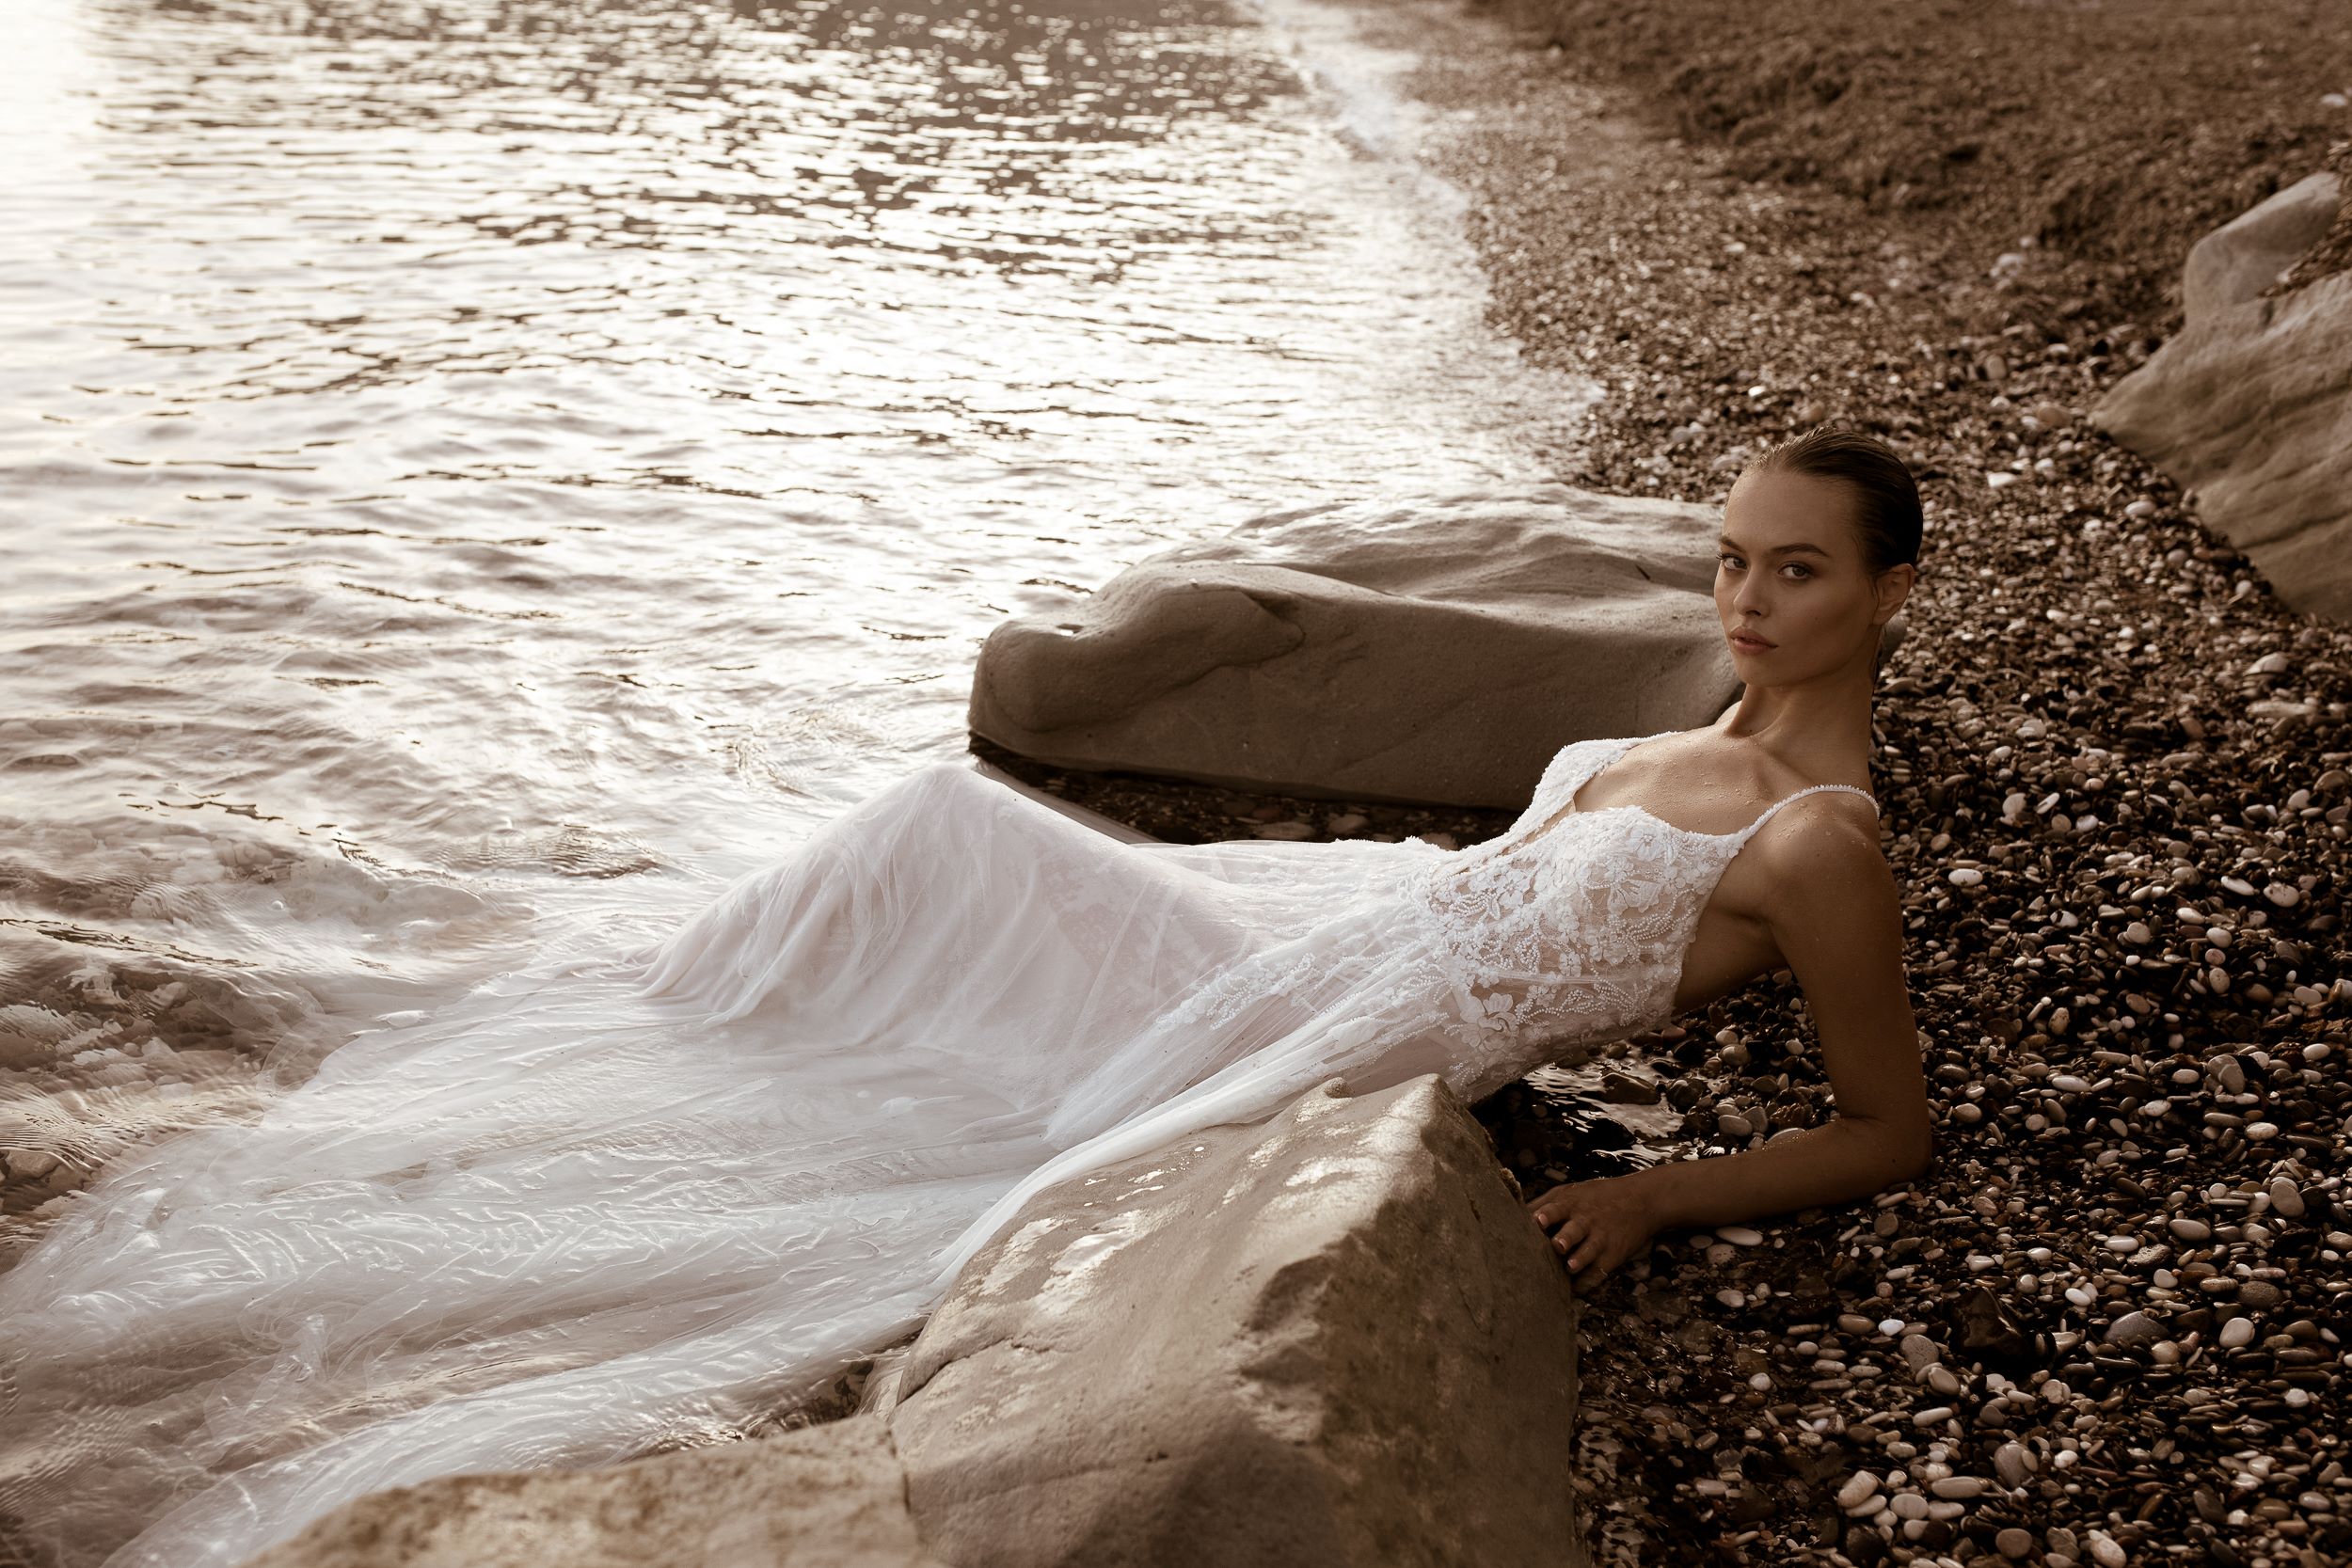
1783,564,1811,579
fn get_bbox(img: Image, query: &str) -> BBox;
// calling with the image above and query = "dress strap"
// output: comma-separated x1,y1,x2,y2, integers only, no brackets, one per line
1740,783,1881,839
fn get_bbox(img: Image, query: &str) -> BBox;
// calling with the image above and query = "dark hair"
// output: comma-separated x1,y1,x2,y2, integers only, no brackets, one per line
1743,425,1922,577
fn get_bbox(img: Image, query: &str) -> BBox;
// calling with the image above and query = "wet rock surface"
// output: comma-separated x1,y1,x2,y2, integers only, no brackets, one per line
992,0,2352,1562
874,1074,1585,1568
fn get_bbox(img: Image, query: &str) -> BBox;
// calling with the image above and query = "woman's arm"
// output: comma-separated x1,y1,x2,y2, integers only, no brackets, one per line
1529,800,1932,1277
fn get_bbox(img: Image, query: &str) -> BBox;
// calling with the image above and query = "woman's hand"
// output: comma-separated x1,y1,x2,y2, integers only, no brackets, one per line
1524,1172,1661,1281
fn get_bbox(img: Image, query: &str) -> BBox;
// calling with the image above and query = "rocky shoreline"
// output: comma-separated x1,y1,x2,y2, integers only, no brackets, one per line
995,1,2352,1563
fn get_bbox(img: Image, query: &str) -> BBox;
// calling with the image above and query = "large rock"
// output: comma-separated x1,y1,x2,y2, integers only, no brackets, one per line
236,1413,945,1568
873,1074,1587,1568
971,486,1900,808
2093,170,2352,622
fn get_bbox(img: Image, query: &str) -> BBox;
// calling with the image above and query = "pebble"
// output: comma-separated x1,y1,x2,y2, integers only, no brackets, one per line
1837,1471,1881,1510
1930,1475,1987,1499
1715,1225,1763,1246
1994,1441,2030,1488
1403,44,2352,1568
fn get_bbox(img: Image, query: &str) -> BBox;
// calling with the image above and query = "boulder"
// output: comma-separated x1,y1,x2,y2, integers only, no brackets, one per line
874,1074,1587,1568
235,1412,944,1568
2093,171,2352,623
969,486,1904,808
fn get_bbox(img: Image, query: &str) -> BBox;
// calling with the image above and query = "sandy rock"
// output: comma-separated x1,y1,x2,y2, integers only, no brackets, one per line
969,485,1904,807
2094,172,2352,622
878,1073,1584,1568
234,1413,942,1568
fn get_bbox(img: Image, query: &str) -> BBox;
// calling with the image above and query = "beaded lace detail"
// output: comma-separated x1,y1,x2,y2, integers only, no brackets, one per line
1409,731,1879,1101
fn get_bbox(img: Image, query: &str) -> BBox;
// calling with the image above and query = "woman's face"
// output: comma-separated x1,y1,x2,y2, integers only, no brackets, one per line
1714,467,1904,680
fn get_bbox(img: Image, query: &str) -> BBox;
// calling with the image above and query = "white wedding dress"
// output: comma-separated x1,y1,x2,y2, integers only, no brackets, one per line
0,731,1875,1568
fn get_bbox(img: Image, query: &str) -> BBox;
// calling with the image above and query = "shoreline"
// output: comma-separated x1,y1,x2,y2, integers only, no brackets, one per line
1399,4,2352,1564
1013,1,2352,1562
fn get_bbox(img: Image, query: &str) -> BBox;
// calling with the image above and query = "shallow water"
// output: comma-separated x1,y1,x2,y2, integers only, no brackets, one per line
0,0,1592,1253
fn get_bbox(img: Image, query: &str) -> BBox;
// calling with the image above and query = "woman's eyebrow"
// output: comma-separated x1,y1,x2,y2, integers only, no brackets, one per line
1718,538,1834,557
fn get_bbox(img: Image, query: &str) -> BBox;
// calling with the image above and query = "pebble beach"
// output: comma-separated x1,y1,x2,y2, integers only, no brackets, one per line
1005,0,2352,1562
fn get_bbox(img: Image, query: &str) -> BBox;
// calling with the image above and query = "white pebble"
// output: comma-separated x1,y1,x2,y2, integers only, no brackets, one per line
1837,1471,1882,1510
2219,1316,2256,1348
1716,1225,1764,1247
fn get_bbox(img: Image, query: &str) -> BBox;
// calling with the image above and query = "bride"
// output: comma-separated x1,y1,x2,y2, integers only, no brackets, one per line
0,426,1931,1568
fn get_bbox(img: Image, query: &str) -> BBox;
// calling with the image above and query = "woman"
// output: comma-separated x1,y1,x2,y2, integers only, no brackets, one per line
1522,424,1932,1276
0,427,1928,1568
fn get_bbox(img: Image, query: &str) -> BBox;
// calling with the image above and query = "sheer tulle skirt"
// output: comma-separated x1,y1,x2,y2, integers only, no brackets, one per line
0,763,1463,1568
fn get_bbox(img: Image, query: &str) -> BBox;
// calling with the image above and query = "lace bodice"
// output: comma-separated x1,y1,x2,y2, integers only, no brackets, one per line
1408,730,1880,1101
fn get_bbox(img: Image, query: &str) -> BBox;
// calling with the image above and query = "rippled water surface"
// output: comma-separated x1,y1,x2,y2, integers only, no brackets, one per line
0,0,1590,1247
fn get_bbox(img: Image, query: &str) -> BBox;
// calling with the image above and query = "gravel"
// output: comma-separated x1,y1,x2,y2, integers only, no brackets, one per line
983,2,2352,1563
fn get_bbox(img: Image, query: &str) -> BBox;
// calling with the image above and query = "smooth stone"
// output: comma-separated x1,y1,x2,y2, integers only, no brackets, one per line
1931,1476,1988,1500
969,487,1907,806
882,1074,1584,1568
1715,1225,1764,1247
1837,1472,1882,1510
1994,1442,2030,1488
2169,1217,2213,1243
2093,171,2352,625
2103,1310,2161,1348
2268,1178,2307,1218
2219,1316,2257,1348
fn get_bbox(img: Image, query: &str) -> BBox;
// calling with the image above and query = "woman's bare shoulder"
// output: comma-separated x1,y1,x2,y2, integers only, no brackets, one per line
1748,794,1898,920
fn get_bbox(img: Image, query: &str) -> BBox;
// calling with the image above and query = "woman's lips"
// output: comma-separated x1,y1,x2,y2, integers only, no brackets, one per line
1731,632,1774,651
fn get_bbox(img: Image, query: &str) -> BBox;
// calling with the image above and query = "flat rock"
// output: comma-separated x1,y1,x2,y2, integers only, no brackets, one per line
878,1073,1586,1568
235,1412,943,1568
2094,171,2352,623
968,486,1905,807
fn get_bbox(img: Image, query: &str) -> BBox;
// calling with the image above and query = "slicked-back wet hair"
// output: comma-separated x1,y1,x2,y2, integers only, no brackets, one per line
1743,425,1923,577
